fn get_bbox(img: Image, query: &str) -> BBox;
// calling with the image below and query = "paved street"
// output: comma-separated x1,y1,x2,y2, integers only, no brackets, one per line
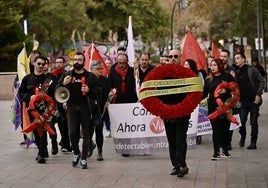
0,94,268,188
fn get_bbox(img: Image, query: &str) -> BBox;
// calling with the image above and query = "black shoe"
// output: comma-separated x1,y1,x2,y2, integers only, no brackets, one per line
44,151,49,158
170,167,179,175
20,140,26,145
177,167,189,177
196,136,202,145
36,156,46,164
247,144,257,150
121,154,130,157
87,143,96,158
72,154,80,167
211,152,221,160
97,150,103,161
221,150,231,158
239,137,245,147
80,159,87,169
52,141,58,155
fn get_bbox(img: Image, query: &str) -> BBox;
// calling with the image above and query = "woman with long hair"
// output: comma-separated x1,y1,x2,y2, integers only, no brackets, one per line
203,58,235,160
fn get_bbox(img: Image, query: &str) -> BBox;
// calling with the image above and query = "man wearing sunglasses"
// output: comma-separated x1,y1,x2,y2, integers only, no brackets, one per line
19,55,56,164
164,49,190,178
167,49,181,65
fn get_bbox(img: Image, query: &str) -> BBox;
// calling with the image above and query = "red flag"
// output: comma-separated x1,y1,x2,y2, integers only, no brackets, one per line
84,42,109,76
181,31,207,70
212,41,220,59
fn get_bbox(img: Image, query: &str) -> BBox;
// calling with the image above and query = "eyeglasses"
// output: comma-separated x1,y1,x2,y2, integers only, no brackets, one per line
56,61,64,63
95,68,103,71
37,62,46,66
168,55,179,59
117,61,127,64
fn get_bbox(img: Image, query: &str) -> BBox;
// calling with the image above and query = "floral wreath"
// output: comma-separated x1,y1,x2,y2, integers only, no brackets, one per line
22,91,56,137
139,64,203,119
208,81,240,124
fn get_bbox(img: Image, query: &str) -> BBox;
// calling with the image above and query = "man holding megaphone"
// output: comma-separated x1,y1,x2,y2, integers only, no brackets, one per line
56,52,99,169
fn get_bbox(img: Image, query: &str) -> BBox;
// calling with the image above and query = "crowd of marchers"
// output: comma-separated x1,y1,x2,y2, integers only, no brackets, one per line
16,47,265,178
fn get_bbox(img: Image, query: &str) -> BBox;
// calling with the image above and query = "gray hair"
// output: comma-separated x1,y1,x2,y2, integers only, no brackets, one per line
90,61,102,71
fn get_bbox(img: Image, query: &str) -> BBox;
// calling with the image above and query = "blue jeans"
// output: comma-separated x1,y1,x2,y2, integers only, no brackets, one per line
239,101,260,144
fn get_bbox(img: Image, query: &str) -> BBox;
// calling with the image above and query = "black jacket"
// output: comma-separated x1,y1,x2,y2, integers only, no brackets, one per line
203,73,235,114
57,68,99,105
108,64,138,103
19,73,55,106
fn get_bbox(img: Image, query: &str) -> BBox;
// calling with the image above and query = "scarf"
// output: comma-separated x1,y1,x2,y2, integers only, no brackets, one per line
115,64,129,93
52,68,65,77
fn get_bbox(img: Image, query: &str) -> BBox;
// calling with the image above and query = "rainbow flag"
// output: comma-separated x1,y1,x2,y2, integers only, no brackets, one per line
22,102,35,147
9,45,35,147
9,85,22,130
10,45,29,130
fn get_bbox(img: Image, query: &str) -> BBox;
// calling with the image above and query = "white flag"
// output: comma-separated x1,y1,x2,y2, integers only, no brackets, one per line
127,16,135,67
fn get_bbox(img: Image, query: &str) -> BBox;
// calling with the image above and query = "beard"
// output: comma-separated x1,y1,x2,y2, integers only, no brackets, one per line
73,63,84,71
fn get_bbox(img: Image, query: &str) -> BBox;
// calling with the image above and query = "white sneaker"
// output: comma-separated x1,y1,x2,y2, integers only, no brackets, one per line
105,131,111,138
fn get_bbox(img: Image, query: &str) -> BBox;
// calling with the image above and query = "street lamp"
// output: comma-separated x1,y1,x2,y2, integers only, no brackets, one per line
170,1,180,50
170,1,188,50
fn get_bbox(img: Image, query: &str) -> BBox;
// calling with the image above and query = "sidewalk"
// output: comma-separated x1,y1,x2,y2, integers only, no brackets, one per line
0,94,268,188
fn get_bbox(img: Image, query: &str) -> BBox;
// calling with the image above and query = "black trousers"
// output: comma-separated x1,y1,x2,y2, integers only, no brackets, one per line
34,130,48,157
239,101,260,144
56,107,71,150
30,113,48,158
92,120,104,150
164,116,190,168
211,116,230,153
68,104,92,160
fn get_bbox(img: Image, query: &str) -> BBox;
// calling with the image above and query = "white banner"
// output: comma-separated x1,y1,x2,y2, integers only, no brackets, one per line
108,103,198,155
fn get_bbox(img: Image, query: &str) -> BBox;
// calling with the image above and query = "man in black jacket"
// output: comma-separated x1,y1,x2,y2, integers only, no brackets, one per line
164,49,190,178
57,52,98,169
234,52,265,150
52,56,72,153
19,55,55,164
108,53,138,157
138,52,154,85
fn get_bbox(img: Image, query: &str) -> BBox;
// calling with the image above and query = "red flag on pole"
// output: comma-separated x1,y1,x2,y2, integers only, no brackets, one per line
181,31,207,70
211,41,220,59
84,42,109,76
